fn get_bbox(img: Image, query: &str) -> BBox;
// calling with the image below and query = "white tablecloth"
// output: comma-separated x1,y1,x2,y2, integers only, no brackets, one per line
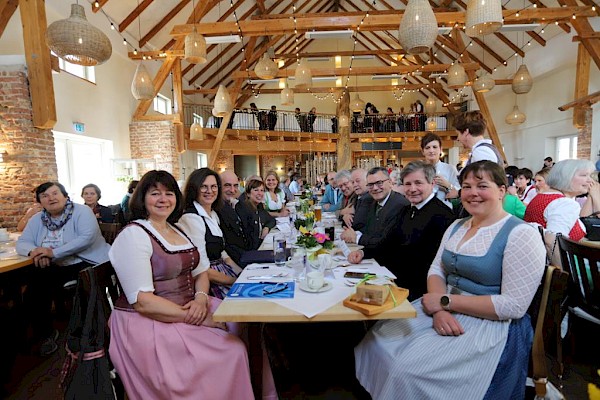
232,260,394,318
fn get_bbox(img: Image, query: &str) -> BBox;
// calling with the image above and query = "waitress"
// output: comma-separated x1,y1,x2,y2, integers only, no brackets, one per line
178,168,242,299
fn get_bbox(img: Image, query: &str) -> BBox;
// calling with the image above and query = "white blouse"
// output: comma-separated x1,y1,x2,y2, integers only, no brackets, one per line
264,190,285,211
109,220,206,304
427,215,546,320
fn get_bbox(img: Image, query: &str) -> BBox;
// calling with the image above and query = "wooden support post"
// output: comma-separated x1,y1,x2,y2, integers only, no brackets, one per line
19,0,56,129
574,43,591,128
336,91,352,170
172,58,185,153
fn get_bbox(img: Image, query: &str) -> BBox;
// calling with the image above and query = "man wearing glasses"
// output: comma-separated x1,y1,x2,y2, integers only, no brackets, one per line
348,161,455,300
340,166,408,247
216,170,250,266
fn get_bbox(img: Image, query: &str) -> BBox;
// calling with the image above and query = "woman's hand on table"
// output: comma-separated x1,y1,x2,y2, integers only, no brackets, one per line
29,247,54,267
183,296,208,325
260,227,270,239
432,311,464,336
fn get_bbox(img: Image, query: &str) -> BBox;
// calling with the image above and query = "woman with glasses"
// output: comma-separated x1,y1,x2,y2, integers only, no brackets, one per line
263,170,290,218
178,168,242,299
108,170,254,399
236,179,276,250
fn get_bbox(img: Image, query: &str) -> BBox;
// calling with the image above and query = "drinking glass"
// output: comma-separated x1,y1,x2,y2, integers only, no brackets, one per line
314,205,322,222
273,234,287,266
288,247,306,282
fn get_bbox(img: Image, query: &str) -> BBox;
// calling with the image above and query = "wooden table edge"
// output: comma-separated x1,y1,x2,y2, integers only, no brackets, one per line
0,257,33,273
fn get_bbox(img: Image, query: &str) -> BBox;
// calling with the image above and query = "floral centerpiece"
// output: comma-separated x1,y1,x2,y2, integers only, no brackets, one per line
294,210,314,229
296,226,334,265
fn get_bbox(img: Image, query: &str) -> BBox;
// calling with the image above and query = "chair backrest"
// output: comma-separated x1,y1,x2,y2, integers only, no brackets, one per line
99,223,121,245
557,235,600,321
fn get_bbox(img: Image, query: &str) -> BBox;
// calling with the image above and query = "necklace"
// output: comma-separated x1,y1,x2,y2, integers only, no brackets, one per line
149,220,171,235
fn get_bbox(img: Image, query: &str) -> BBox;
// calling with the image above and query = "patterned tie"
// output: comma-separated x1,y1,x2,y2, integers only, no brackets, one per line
375,203,383,217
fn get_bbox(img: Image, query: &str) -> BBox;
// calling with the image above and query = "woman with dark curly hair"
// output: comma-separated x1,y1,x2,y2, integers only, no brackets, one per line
236,178,276,250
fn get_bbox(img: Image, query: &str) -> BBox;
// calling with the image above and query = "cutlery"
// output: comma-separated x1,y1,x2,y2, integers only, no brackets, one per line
247,272,288,280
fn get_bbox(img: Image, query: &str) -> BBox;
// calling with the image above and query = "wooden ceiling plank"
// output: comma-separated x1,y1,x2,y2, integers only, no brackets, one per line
470,37,505,66
19,0,56,129
256,0,266,14
184,84,444,95
454,27,506,161
140,0,191,48
558,90,600,111
118,0,154,33
172,58,185,152
277,49,407,58
493,31,525,58
437,34,493,74
0,0,18,38
91,0,109,13
171,7,595,37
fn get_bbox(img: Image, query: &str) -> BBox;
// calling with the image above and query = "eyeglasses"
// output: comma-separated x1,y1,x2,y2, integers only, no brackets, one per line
223,183,239,189
200,184,219,192
262,282,288,295
366,179,390,190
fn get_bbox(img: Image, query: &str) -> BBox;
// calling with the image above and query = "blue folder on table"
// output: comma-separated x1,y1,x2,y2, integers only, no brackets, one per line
227,282,295,299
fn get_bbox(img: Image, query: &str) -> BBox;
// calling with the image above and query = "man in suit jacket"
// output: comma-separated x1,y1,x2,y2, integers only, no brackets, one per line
341,167,409,248
320,171,343,212
216,170,250,266
344,168,370,227
348,161,456,300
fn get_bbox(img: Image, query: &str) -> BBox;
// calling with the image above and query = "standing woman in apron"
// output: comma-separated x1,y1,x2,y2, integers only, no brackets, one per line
178,168,242,299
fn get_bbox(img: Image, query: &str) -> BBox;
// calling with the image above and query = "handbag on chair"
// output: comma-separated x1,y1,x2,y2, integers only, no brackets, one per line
580,211,600,241
59,266,116,400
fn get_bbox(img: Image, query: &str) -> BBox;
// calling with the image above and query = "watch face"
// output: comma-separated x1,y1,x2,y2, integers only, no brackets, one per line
440,295,450,306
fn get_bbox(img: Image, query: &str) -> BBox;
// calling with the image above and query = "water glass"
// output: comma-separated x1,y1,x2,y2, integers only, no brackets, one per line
289,247,306,282
273,234,287,266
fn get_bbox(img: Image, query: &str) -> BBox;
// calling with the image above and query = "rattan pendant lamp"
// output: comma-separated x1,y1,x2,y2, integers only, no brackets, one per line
214,84,233,117
190,119,204,140
424,96,437,114
398,0,438,54
185,0,207,64
46,3,112,66
473,71,495,92
447,63,467,88
465,0,503,37
505,96,526,125
294,59,312,88
280,68,294,106
131,3,154,100
255,54,278,79
512,64,533,94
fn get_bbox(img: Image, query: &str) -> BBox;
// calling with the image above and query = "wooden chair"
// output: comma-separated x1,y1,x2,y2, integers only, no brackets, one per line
99,223,121,245
557,235,600,325
526,265,569,399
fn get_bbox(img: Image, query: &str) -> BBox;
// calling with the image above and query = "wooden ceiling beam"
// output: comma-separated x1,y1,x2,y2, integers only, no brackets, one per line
563,0,600,70
118,0,153,33
170,7,595,37
528,0,571,33
184,84,443,95
572,42,591,127
470,37,505,66
0,0,18,38
172,58,185,153
19,0,56,129
277,49,406,58
91,0,109,13
437,34,493,74
558,89,600,111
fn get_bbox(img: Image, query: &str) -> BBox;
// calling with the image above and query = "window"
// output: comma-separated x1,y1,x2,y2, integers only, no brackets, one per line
58,57,96,83
192,113,204,127
556,135,578,161
153,94,172,115
197,153,207,168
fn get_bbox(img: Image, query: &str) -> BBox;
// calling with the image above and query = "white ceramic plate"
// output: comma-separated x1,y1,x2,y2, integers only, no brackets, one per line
298,281,333,293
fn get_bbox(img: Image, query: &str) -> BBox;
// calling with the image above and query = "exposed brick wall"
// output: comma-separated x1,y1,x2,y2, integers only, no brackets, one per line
0,66,57,231
577,107,592,160
259,155,296,177
215,150,233,172
129,121,180,179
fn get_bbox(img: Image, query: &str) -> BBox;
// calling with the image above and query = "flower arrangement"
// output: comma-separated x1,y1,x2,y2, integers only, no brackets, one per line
294,211,314,230
295,226,334,251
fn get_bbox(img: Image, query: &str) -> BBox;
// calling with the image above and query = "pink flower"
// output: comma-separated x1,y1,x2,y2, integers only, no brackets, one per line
313,233,328,244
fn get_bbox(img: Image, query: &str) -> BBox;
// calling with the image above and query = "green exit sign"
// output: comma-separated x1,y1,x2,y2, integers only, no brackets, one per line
73,122,85,133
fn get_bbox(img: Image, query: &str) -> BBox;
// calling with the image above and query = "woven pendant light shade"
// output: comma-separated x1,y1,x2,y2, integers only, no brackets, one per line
184,30,207,64
190,122,204,140
214,85,233,117
512,64,533,94
447,63,467,89
398,0,438,54
212,107,219,117
131,62,154,100
351,93,366,112
46,4,112,66
424,96,437,114
280,83,294,106
465,0,503,37
472,72,495,92
505,104,526,125
339,114,350,127
255,55,278,79
426,119,437,131
294,59,312,88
